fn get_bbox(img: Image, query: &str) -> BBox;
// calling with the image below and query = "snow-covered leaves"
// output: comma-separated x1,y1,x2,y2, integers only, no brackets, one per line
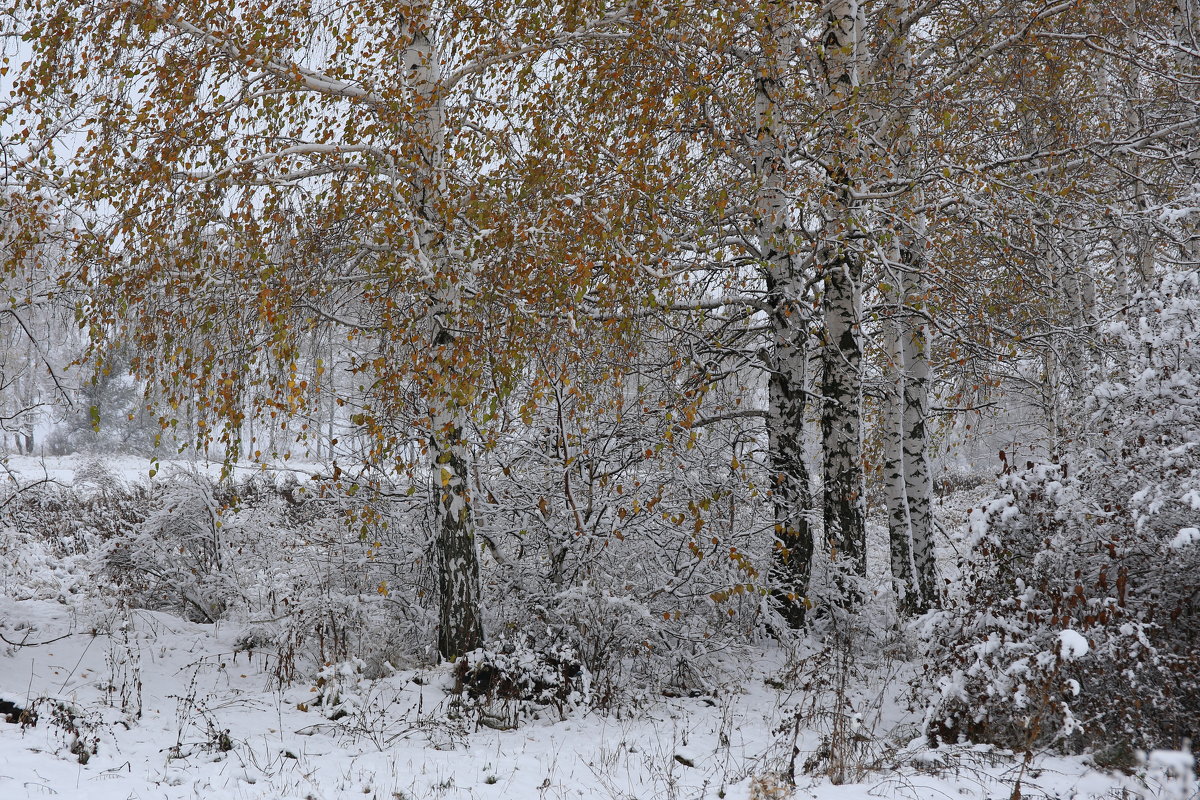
454,638,590,730
925,273,1200,755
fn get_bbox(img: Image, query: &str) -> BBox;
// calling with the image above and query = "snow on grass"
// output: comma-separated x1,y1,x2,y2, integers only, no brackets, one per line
1,459,1193,799
2,454,323,490
0,595,1182,800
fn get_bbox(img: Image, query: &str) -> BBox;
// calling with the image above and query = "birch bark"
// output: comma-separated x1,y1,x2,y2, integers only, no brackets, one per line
756,10,816,628
881,262,916,611
1173,0,1200,266
408,18,484,660
900,224,937,611
818,0,868,595
875,0,937,613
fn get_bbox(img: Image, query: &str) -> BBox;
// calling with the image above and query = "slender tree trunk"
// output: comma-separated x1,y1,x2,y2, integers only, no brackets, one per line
1033,230,1066,458
1041,346,1062,457
1173,0,1200,267
821,248,867,587
19,345,38,456
326,343,336,463
1121,10,1157,287
766,268,815,627
876,0,937,614
754,15,815,627
900,229,937,611
881,270,916,612
1114,236,1135,313
818,0,867,599
410,17,484,660
430,381,485,660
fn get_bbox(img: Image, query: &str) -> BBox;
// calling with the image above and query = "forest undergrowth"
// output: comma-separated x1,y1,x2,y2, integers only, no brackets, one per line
1,452,1196,800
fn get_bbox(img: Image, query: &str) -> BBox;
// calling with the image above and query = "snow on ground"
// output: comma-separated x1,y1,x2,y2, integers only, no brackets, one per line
1,457,1195,799
2,454,321,488
4,601,1192,798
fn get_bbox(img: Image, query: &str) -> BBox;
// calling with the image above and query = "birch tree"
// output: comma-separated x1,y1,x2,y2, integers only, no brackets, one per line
0,190,74,457
597,0,1200,620
7,0,638,660
562,2,895,619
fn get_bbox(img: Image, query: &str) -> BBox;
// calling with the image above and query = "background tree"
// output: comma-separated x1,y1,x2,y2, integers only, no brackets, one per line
0,189,75,457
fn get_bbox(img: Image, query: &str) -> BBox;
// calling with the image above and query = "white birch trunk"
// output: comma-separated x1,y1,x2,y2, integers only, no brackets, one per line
876,0,937,613
820,252,866,587
819,0,867,594
881,263,916,612
1041,345,1062,456
1124,1,1157,286
409,16,484,661
756,11,815,628
900,226,936,611
1063,230,1101,408
1174,0,1200,266
1035,230,1066,458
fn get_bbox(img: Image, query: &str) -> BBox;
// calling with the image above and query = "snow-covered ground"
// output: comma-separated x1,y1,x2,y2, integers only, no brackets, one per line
1,456,1195,799
1,453,322,488
5,596,1181,800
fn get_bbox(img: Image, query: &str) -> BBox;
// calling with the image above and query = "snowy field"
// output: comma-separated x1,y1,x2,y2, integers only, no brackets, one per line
1,453,321,489
1,457,1195,800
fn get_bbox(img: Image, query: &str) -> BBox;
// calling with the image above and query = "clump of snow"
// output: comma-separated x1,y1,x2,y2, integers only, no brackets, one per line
1146,748,1196,776
1058,629,1089,661
1169,527,1200,550
1143,747,1198,800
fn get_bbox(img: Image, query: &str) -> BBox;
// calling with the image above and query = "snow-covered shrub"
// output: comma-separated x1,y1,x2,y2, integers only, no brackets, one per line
933,462,990,497
454,637,589,729
26,697,104,765
310,658,371,721
3,476,149,552
928,459,1199,757
105,472,229,622
483,556,759,711
72,457,125,495
269,588,394,685
924,463,1094,750
925,273,1200,757
509,583,662,707
1139,748,1198,800
464,338,770,710
1,479,150,601
104,472,434,680
0,523,95,602
474,431,766,708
